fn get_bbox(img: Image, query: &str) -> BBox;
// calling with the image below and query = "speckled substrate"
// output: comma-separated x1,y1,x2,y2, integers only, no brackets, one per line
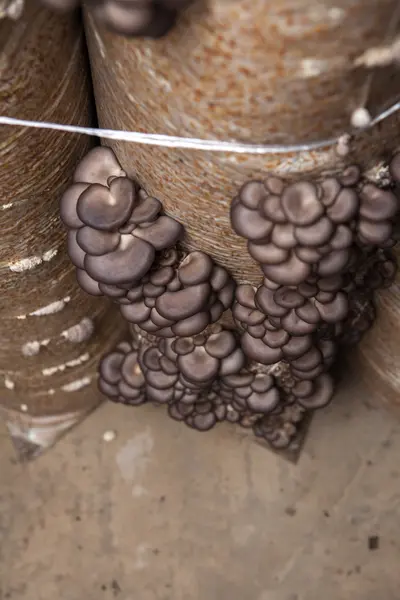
0,1,126,458
85,0,400,286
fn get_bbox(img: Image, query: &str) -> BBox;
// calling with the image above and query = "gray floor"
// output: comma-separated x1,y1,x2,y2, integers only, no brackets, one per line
1,372,400,600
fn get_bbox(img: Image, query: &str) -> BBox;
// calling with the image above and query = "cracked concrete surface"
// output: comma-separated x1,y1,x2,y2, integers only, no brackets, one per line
1,372,400,600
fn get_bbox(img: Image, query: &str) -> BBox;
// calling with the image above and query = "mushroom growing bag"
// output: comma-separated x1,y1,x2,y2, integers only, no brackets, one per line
0,3,125,459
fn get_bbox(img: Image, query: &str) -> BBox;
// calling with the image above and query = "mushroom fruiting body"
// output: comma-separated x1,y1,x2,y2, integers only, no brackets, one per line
39,0,195,38
120,250,235,337
60,146,183,299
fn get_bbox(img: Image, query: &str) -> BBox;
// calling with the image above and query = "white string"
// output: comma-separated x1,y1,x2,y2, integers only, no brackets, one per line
1,100,400,155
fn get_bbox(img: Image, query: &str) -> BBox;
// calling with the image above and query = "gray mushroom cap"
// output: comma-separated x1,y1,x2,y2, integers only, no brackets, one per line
76,226,120,256
298,374,333,409
76,268,102,296
261,194,287,223
85,235,155,285
156,282,210,321
326,188,359,223
231,202,273,241
240,180,267,209
73,146,126,186
359,185,398,221
178,346,220,384
262,253,311,285
59,182,89,229
172,312,210,337
100,351,125,384
249,241,289,264
77,178,135,231
178,251,214,285
205,330,237,358
247,387,280,413
281,181,324,225
129,196,162,224
241,332,283,364
133,215,183,250
67,230,85,269
294,217,334,246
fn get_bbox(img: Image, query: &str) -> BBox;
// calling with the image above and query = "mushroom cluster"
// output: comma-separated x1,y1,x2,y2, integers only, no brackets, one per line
98,327,291,437
60,146,183,298
40,0,194,38
120,250,236,337
233,282,344,366
98,339,146,405
338,247,397,345
230,169,398,287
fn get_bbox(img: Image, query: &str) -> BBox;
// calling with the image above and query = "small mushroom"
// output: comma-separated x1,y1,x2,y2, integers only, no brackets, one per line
282,334,312,359
76,226,120,256
120,300,152,323
59,182,88,228
281,309,316,335
210,265,230,290
290,346,322,371
271,223,297,249
129,196,162,224
248,241,289,264
329,225,353,250
273,287,305,309
320,177,341,207
239,180,267,209
236,284,257,308
262,252,311,285
172,312,210,336
178,251,213,285
146,369,178,390
77,180,135,231
264,177,285,195
178,347,220,384
247,387,280,413
205,330,237,358
294,301,320,324
121,353,146,388
100,351,125,385
315,292,349,323
298,374,333,409
76,268,102,295
99,379,119,398
73,146,125,186
359,185,398,221
327,188,359,223
294,217,334,246
241,332,283,364
317,249,350,277
133,215,183,250
281,181,324,225
261,194,287,223
358,219,392,245
85,235,155,284
292,380,314,399
156,282,210,320
192,412,217,431
255,286,288,317
230,203,273,241
263,328,290,348
389,152,400,182
67,230,86,269
219,348,246,376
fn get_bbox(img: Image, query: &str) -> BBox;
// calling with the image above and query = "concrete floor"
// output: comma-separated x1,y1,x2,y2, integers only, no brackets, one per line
1,372,400,600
